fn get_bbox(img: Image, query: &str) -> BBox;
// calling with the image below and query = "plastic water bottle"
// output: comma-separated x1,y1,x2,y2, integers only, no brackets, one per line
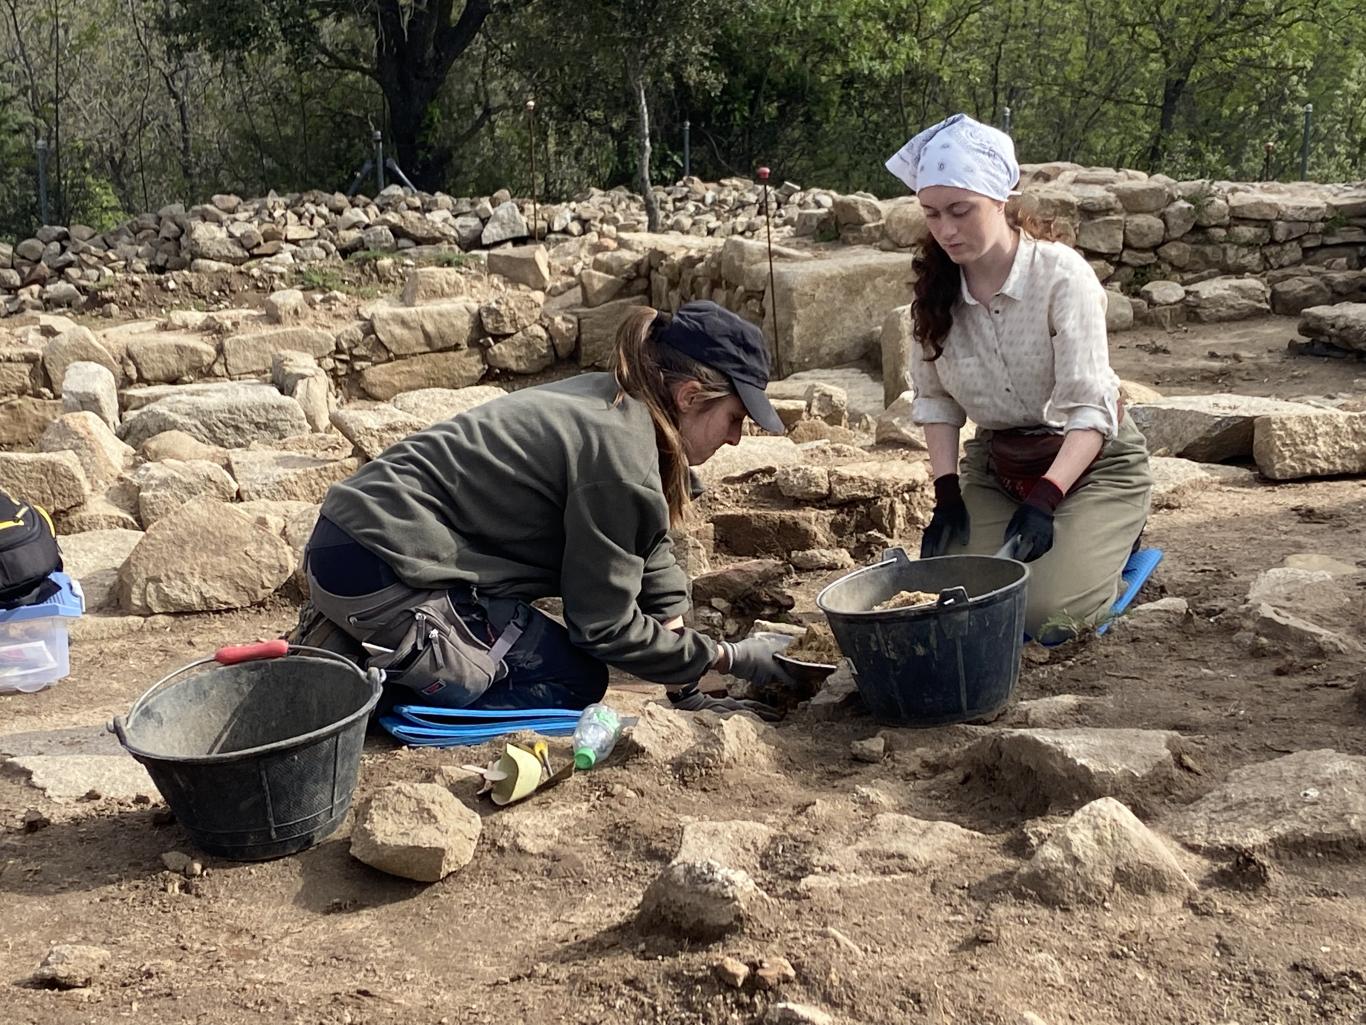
572,703,624,770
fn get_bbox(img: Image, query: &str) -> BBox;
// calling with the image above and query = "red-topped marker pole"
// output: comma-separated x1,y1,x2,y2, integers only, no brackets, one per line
758,166,783,379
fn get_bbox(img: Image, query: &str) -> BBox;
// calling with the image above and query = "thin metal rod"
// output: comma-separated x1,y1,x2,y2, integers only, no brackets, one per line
1300,103,1313,181
374,130,385,192
760,170,783,378
527,100,538,239
683,120,691,179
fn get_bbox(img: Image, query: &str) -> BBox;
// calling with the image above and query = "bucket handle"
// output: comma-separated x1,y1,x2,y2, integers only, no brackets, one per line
108,643,376,744
877,546,913,568
215,639,290,664
937,586,970,608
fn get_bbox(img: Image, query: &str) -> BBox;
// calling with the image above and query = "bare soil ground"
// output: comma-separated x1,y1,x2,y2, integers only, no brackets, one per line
2,316,1365,1025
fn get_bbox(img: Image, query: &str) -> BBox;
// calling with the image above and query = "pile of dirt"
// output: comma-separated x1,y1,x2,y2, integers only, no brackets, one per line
784,622,840,663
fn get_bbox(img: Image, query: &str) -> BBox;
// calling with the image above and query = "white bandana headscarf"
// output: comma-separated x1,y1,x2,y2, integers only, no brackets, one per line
885,113,1019,201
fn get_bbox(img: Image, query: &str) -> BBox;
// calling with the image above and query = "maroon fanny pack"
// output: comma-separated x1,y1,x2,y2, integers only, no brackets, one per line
986,400,1122,501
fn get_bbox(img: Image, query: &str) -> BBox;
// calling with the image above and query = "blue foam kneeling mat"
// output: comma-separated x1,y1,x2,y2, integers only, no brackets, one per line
379,717,577,746
378,704,582,747
1097,547,1164,635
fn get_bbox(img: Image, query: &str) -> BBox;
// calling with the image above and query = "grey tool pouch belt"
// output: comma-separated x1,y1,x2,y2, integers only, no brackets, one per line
308,575,525,707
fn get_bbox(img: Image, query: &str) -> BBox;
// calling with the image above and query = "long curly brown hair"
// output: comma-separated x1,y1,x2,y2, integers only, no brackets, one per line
911,211,1066,361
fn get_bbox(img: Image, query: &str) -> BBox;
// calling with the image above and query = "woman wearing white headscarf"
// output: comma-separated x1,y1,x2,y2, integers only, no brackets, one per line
885,114,1152,641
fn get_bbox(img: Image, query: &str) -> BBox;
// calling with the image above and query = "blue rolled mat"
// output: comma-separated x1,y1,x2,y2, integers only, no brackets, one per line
378,703,582,747
1097,547,1164,635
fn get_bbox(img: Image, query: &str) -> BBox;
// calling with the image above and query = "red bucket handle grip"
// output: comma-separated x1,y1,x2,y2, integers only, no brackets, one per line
215,639,290,665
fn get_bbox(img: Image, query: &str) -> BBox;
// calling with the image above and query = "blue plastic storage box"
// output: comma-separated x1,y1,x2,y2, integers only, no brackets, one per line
0,572,85,694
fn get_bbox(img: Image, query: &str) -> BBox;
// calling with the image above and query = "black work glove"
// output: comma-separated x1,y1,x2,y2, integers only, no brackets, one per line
668,683,783,722
721,634,797,687
1004,477,1065,563
920,473,970,558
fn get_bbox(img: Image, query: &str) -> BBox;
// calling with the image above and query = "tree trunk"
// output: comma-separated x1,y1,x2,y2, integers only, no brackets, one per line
1145,72,1186,168
373,0,491,191
628,57,659,232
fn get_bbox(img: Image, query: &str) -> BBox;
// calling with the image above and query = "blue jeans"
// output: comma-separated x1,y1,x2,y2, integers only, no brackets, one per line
455,594,608,711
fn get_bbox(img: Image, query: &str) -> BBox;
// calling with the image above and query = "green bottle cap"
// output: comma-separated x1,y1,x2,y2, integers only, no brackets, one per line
574,748,596,770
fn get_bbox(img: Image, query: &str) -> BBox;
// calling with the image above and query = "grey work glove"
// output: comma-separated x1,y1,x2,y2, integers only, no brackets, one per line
721,634,798,688
668,683,783,722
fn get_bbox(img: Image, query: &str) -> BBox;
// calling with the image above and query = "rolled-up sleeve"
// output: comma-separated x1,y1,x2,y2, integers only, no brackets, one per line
1045,265,1120,437
560,480,717,684
910,343,968,427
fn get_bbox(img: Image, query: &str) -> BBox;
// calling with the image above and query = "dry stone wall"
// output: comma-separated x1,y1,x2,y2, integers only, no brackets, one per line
4,168,1364,330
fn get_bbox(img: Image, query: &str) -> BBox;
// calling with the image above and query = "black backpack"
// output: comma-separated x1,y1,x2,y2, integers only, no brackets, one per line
0,491,63,609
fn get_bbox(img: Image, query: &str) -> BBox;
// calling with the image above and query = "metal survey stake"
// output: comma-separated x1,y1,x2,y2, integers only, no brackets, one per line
526,99,538,239
758,167,783,379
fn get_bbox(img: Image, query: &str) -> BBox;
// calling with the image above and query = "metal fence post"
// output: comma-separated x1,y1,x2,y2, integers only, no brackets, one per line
374,130,385,192
526,98,538,239
683,120,691,179
1300,104,1312,181
35,138,49,225
1002,106,1013,136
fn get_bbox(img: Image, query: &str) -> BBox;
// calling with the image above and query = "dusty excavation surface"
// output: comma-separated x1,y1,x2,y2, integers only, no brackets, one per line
2,314,1366,1025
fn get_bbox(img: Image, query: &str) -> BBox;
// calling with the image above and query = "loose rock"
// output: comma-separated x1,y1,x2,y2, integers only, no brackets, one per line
636,859,767,941
968,728,1182,813
487,245,552,291
1252,411,1366,480
1131,394,1327,462
1014,797,1194,907
60,361,119,428
1165,749,1366,857
132,458,239,526
0,450,91,514
766,1002,835,1025
776,464,831,502
350,782,483,882
790,548,854,571
119,497,295,614
754,956,797,990
57,528,144,611
713,956,750,988
33,943,111,990
36,412,134,489
118,383,310,449
850,737,885,763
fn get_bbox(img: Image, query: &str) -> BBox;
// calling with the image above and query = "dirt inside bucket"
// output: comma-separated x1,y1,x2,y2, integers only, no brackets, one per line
873,588,939,611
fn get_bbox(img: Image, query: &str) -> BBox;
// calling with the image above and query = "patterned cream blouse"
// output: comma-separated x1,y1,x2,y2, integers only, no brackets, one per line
909,234,1121,438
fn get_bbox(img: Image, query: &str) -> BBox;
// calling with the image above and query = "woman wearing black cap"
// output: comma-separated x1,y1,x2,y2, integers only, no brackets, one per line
298,300,794,718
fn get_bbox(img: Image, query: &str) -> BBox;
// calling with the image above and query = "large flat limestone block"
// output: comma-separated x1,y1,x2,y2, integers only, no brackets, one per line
1131,394,1328,462
767,249,916,373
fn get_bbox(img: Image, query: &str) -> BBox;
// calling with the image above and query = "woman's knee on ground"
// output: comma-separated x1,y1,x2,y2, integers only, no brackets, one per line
1024,580,1116,643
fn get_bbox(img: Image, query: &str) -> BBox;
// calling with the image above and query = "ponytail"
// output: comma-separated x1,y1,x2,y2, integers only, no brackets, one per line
612,307,733,524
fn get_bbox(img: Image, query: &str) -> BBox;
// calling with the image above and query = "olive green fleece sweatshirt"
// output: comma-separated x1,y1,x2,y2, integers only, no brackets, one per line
320,373,717,684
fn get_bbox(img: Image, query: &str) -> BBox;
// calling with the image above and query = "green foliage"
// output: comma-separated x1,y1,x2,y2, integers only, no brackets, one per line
295,263,383,297
2,0,1365,241
422,249,474,268
346,248,392,265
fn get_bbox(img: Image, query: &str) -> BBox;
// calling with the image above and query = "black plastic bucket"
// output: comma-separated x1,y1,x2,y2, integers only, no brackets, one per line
816,547,1028,726
112,641,382,860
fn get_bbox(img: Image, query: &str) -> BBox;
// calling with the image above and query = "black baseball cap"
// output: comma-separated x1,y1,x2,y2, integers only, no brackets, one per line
657,300,785,434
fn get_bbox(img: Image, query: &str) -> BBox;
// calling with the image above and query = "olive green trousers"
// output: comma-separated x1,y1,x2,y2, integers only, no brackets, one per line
955,415,1153,640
